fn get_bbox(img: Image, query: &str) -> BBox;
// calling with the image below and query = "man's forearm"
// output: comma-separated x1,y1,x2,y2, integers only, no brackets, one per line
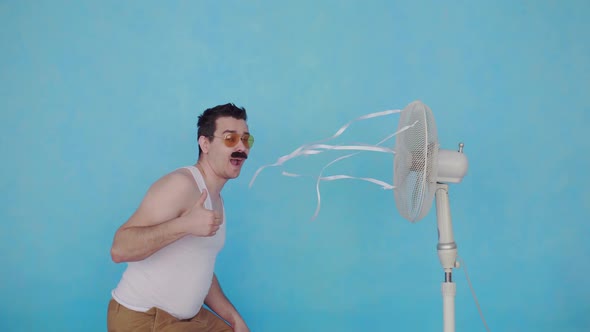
205,274,245,328
110,217,187,263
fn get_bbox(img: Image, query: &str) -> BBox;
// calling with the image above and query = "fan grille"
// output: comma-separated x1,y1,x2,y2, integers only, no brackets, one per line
393,101,438,222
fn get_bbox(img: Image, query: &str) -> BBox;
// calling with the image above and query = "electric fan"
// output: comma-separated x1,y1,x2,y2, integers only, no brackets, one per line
393,100,468,332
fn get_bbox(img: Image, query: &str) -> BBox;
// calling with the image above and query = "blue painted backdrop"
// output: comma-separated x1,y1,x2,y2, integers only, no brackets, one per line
1,1,588,331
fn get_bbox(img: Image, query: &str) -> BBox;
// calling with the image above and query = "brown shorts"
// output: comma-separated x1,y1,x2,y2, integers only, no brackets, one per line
107,298,232,332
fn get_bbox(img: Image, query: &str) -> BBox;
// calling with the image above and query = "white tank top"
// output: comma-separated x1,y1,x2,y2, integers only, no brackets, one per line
111,166,226,319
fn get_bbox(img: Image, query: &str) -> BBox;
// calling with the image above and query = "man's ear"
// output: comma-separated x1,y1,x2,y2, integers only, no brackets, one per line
198,136,210,154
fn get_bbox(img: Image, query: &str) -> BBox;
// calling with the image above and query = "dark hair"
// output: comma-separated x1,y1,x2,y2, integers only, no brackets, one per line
197,103,248,156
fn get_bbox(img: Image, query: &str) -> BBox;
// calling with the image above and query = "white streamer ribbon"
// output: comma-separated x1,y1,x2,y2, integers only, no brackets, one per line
249,108,417,220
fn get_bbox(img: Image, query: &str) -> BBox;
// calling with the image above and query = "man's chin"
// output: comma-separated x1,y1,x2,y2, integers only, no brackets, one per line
226,169,241,179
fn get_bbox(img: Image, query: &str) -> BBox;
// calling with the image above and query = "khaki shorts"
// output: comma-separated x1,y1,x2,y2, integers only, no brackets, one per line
107,298,232,332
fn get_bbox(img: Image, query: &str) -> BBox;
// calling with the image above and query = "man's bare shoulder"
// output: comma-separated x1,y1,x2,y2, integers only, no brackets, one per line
149,167,199,196
128,167,200,223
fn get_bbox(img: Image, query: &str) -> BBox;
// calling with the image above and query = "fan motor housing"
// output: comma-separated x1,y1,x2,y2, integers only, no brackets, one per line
437,149,468,183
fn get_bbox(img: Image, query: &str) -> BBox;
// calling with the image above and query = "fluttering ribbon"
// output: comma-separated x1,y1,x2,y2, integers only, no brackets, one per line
249,108,418,220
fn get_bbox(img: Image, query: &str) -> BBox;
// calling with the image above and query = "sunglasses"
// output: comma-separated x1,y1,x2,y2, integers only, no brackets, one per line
211,133,254,149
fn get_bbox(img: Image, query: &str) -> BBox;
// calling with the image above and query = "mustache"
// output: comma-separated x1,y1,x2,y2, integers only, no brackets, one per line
231,151,248,159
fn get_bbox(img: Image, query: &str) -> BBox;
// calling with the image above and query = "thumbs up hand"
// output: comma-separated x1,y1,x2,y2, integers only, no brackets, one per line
182,190,222,237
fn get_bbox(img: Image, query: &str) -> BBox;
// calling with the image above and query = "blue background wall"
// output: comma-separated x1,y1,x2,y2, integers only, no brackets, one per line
1,1,588,331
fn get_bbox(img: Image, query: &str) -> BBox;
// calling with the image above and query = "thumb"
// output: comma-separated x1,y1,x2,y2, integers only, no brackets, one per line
197,189,208,207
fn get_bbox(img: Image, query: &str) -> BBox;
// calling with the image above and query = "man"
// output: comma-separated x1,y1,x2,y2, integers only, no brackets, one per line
108,103,252,332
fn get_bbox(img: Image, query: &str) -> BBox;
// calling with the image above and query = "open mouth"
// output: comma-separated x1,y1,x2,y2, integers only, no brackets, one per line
230,152,248,167
230,158,245,166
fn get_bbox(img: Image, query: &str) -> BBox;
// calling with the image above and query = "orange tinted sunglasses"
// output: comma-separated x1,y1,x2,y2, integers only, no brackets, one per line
211,133,254,148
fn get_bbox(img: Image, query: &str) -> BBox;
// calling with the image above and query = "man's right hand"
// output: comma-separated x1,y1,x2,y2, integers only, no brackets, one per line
182,190,222,237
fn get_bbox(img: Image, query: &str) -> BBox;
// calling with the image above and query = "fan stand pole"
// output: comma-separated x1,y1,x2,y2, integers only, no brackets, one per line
435,183,458,332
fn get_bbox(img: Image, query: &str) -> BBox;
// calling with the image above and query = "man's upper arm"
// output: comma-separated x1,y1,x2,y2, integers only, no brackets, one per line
121,170,197,229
